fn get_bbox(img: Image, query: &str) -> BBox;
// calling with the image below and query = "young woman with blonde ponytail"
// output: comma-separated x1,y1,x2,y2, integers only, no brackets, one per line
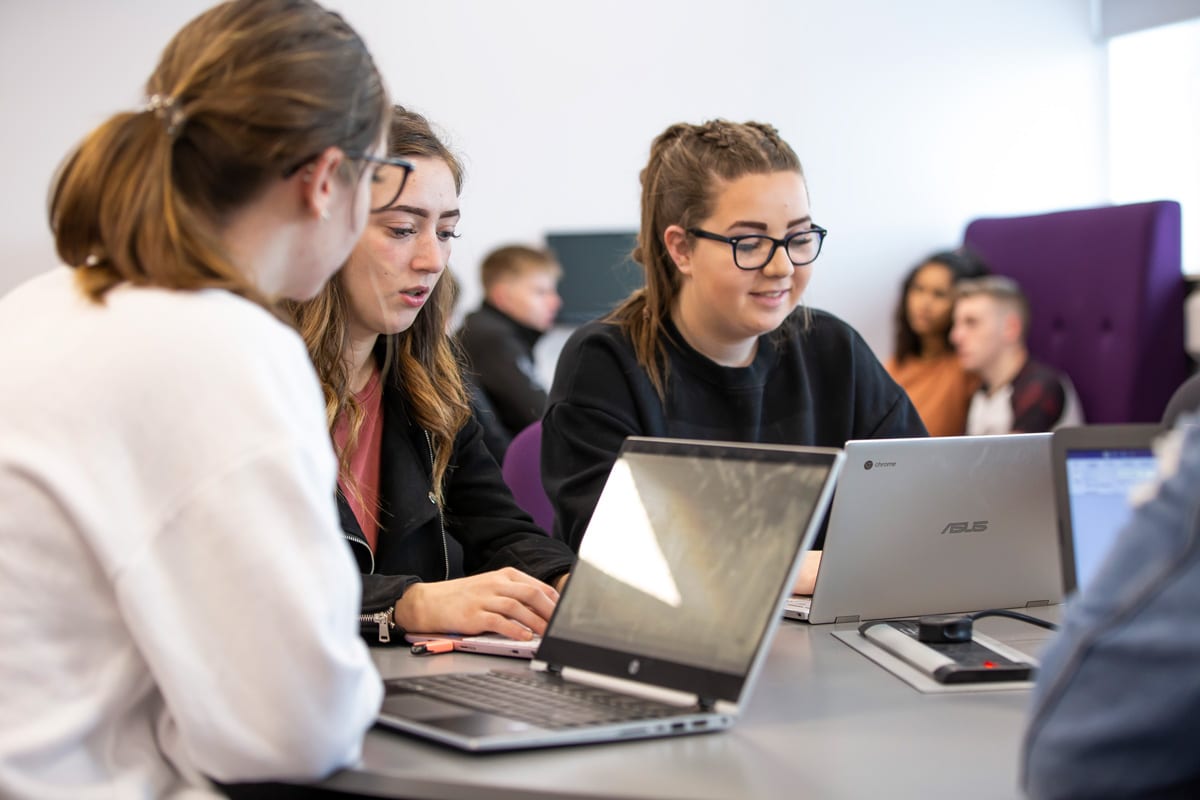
542,120,927,590
290,107,574,647
0,1,392,795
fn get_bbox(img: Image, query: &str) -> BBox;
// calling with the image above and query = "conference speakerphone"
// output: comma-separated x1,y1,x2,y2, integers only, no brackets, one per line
859,619,1035,683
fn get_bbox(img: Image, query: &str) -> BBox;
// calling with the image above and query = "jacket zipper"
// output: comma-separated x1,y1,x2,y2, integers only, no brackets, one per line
360,608,393,643
353,430,443,646
345,531,375,574
425,430,450,581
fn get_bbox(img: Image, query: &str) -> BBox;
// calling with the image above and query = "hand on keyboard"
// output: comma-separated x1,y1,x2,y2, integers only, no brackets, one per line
393,567,560,641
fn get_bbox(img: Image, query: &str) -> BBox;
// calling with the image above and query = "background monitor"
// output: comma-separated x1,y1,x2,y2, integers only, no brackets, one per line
546,231,643,324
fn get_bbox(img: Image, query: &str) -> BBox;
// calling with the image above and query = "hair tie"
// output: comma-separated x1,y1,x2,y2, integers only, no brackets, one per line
143,94,187,138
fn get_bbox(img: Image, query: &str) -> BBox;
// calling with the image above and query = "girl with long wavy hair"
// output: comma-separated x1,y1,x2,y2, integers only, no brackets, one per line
885,249,989,436
291,107,574,645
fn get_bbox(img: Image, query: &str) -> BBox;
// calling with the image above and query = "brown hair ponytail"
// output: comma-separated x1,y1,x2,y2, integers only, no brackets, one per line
50,0,388,312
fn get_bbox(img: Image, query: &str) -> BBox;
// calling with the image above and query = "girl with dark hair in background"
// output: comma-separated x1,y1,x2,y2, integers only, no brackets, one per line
885,249,990,436
0,0,392,795
542,119,926,592
290,107,574,647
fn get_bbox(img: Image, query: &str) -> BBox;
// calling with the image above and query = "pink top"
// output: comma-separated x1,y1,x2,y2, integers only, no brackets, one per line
332,368,384,552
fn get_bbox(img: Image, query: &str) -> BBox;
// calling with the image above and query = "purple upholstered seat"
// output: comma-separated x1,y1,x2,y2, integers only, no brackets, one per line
500,420,554,536
963,201,1187,424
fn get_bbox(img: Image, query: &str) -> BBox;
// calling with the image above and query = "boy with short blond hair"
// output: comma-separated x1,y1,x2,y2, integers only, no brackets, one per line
951,275,1083,434
458,245,562,458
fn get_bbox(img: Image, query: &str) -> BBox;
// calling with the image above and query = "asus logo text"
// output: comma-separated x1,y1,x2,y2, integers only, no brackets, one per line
940,521,989,535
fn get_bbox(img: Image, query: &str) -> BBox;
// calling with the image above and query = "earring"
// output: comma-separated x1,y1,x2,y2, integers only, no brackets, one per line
320,208,330,222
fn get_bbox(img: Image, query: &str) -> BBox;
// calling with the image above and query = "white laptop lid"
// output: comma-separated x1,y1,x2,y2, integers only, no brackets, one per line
807,433,1060,624
535,437,843,705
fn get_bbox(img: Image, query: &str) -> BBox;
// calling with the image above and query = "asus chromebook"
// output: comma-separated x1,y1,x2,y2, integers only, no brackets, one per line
377,437,843,751
1051,424,1163,595
785,433,1060,624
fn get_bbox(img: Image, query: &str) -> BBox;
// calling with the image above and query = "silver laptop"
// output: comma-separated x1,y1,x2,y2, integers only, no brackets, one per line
377,437,843,751
785,433,1060,624
1051,424,1162,595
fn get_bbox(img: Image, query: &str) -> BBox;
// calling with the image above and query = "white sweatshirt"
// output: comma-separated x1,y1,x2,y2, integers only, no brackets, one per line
0,268,382,799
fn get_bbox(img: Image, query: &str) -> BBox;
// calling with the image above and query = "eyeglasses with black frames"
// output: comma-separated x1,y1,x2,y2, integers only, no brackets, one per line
687,226,828,270
281,151,415,214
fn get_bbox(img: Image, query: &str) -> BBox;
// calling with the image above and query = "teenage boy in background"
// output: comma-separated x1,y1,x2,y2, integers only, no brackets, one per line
950,275,1083,434
459,245,562,455
1023,421,1200,798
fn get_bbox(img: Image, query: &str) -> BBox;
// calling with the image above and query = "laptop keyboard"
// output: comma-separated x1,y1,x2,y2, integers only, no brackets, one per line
388,670,690,730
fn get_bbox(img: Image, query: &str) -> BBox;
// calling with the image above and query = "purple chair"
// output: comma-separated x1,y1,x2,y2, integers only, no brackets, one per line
963,201,1187,424
501,420,555,536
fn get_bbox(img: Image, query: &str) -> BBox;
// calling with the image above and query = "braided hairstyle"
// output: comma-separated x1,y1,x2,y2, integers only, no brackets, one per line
607,119,805,400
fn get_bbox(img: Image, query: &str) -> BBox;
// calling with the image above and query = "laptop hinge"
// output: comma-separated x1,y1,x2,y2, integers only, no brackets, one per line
557,666,700,708
834,615,861,624
698,697,717,712
1024,599,1051,608
545,662,564,675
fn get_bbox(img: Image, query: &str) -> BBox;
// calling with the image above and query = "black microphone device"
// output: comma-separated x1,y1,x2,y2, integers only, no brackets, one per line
859,618,1035,684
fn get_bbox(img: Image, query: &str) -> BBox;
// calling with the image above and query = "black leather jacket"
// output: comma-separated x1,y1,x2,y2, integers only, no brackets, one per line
338,372,574,644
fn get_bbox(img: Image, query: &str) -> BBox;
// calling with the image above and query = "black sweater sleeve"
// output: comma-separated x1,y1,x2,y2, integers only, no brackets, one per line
336,493,421,641
542,315,926,554
837,321,928,441
542,324,649,552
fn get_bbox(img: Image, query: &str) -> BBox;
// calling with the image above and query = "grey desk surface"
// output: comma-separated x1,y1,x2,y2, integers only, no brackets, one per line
319,609,1059,800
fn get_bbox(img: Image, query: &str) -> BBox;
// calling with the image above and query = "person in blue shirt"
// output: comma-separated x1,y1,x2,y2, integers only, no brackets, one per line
1023,420,1200,799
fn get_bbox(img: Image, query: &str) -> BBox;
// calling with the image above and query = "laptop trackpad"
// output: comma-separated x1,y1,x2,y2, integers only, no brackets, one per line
381,693,536,735
383,693,475,722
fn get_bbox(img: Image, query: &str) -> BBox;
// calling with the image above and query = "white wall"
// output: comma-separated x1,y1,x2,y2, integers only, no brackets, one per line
0,0,1107,360
1108,18,1200,274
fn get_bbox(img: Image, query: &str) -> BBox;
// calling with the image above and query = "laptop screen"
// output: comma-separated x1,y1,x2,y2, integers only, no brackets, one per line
538,439,839,701
1063,447,1158,592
